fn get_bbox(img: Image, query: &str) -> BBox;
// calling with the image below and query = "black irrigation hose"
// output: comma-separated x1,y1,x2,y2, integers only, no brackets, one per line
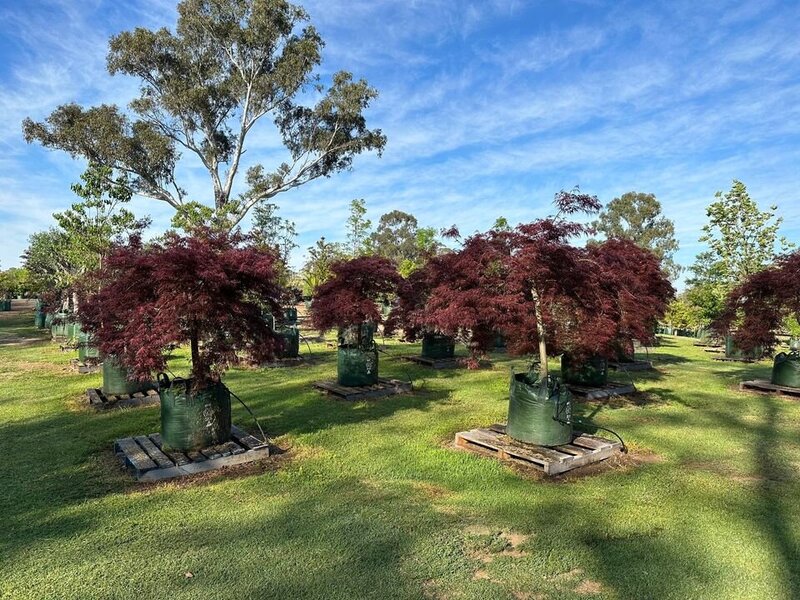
553,386,628,453
224,385,269,445
375,345,416,389
298,332,315,360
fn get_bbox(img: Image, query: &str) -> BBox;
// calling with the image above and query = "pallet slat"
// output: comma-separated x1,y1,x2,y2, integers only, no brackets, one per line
114,438,157,476
134,435,174,469
740,379,800,398
114,426,272,482
231,425,268,450
401,355,460,369
455,426,621,475
148,433,190,466
313,378,412,401
87,387,160,410
566,382,635,400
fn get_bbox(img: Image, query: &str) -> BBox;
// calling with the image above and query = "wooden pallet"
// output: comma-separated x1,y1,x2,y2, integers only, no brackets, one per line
566,381,636,400
401,355,460,369
262,356,306,368
70,359,101,374
714,356,756,363
114,425,271,482
455,424,622,475
313,378,412,401
703,347,724,353
87,387,160,409
740,379,800,398
608,360,652,372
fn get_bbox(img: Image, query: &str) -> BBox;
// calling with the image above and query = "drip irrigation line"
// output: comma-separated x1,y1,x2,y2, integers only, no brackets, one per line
224,384,269,445
554,386,627,453
298,332,315,360
375,345,416,389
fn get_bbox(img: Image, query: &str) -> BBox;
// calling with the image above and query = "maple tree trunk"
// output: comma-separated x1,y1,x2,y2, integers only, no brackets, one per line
530,286,548,380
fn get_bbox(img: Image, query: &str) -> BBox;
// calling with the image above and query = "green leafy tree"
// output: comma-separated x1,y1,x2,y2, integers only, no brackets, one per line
345,198,372,257
300,236,345,297
664,294,704,330
23,164,149,309
593,191,681,279
0,268,32,298
687,180,792,323
23,0,386,231
250,202,298,286
369,210,443,275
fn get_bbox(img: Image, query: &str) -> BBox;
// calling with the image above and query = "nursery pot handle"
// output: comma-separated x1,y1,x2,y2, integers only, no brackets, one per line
157,372,171,389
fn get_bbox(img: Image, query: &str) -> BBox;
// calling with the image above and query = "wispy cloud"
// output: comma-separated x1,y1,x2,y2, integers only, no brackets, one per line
0,0,798,285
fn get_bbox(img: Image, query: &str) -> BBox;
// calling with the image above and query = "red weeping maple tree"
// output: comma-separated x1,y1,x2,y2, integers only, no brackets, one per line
406,191,673,374
712,250,800,353
310,256,402,335
387,230,517,361
78,229,285,385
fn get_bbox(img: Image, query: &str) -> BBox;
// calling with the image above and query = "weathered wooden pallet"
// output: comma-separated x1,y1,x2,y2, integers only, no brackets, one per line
70,358,101,374
703,347,724,353
608,360,652,372
313,378,412,401
87,387,160,410
401,355,460,369
713,356,756,363
455,424,622,475
740,379,800,398
262,356,306,368
114,425,271,482
566,381,636,400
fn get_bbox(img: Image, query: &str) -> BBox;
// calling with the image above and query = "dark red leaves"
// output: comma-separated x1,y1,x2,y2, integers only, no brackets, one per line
387,194,673,365
78,229,284,382
310,256,402,332
713,250,800,352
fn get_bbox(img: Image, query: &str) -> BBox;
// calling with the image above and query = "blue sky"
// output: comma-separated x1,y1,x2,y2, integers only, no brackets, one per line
1,0,799,285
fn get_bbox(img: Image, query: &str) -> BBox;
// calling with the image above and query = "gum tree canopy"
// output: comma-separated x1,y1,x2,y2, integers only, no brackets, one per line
23,0,386,229
77,229,286,385
713,250,800,353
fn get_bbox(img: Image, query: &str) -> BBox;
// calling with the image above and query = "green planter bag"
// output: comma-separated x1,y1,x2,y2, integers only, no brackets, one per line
276,326,300,358
51,312,70,338
159,376,231,451
77,329,100,362
772,352,800,388
337,346,379,387
561,354,608,387
507,370,572,446
102,356,152,396
725,336,762,360
421,333,455,359
34,311,46,329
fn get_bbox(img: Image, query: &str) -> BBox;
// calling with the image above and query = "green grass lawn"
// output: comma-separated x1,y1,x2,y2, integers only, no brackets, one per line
1,304,799,599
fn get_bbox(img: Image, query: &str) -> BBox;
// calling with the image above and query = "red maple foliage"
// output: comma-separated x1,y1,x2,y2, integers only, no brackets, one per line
77,229,285,384
392,191,673,373
310,256,402,333
713,250,800,352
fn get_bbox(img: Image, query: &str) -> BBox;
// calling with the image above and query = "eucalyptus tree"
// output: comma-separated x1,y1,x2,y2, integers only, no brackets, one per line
23,0,386,230
593,191,681,279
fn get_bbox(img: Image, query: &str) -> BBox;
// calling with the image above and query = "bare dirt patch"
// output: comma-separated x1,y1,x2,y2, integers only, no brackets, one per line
575,579,603,595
